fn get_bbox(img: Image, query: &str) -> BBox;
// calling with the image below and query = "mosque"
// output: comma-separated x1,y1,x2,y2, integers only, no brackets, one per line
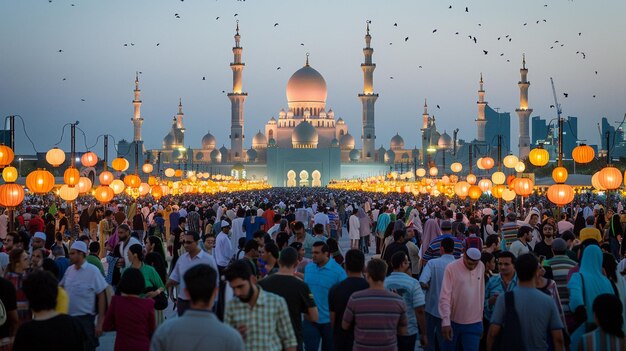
117,22,531,187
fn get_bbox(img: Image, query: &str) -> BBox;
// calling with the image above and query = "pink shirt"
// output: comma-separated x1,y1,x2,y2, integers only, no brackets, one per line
438,258,485,326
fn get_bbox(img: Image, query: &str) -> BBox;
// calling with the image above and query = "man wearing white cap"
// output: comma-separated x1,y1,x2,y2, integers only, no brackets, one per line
30,232,47,256
60,241,109,351
438,248,485,351
215,220,233,270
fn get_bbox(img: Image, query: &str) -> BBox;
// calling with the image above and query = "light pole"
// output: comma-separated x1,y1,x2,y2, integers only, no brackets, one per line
18,157,22,178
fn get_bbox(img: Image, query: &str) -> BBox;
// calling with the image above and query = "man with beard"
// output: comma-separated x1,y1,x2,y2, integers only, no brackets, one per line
224,260,297,351
117,224,140,269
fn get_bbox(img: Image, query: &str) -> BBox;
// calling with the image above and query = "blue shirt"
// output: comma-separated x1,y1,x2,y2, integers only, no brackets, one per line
418,254,456,318
304,259,346,323
483,273,518,321
385,272,426,336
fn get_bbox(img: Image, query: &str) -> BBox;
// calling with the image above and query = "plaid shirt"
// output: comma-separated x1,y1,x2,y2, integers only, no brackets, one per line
225,287,297,351
187,211,201,233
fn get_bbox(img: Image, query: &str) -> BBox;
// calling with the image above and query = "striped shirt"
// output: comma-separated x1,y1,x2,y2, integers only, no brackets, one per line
579,329,626,351
422,234,463,262
343,289,408,351
544,255,578,313
501,222,519,251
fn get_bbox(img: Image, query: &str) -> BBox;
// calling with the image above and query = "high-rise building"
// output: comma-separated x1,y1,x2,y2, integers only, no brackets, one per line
601,117,615,151
531,116,548,146
484,105,511,154
562,116,578,159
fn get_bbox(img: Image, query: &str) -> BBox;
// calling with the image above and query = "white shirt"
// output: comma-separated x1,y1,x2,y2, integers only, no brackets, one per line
169,250,218,300
314,213,329,226
119,237,141,268
230,217,246,255
215,232,232,267
60,261,108,316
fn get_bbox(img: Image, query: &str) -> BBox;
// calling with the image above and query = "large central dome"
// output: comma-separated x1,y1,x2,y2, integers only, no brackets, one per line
286,64,327,106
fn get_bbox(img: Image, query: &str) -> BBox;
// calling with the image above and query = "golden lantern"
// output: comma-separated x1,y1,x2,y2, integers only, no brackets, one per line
481,157,495,170
416,168,426,177
151,184,163,199
506,174,516,188
46,147,65,167
502,189,516,202
454,181,470,197
164,168,175,177
572,144,595,164
491,171,506,185
450,162,462,173
59,184,79,201
466,173,477,185
174,169,183,178
468,185,482,200
476,157,485,170
441,175,450,185
478,178,493,192
142,163,153,174
515,161,526,173
598,166,623,190
76,177,92,193
94,185,115,204
0,145,15,167
552,166,568,183
139,183,150,196
0,183,24,208
63,167,80,187
99,171,114,186
513,177,534,197
26,169,55,194
110,179,125,194
503,154,519,169
111,157,129,172
80,152,98,167
547,184,575,206
2,166,18,183
449,174,459,183
147,176,157,186
492,184,505,198
591,171,605,191
529,145,549,167
124,174,141,188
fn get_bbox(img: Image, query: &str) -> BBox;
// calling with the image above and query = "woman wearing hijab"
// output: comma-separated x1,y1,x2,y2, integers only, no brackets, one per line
357,207,371,253
574,207,586,238
607,213,623,260
567,245,616,350
419,218,442,260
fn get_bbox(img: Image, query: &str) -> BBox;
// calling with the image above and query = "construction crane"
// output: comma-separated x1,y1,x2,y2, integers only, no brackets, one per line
550,77,564,165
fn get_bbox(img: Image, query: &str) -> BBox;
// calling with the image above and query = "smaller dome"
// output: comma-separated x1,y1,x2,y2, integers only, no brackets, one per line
330,138,339,147
201,131,216,149
252,131,267,149
210,149,221,162
163,132,175,149
401,153,409,159
390,133,405,150
378,145,387,153
292,121,318,148
268,117,277,125
246,148,257,162
219,146,229,163
349,149,361,161
339,133,355,150
438,131,453,149
268,138,277,147
337,117,345,125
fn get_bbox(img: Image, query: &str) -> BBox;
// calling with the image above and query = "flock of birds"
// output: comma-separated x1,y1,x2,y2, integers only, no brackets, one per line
47,1,600,108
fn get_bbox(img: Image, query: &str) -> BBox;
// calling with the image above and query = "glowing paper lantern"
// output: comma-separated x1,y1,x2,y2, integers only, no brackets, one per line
46,147,65,167
76,177,92,193
59,185,79,201
552,166,568,183
515,161,526,173
148,176,158,186
598,166,623,190
502,189,516,202
124,174,141,188
478,178,493,192
529,146,549,167
110,179,125,194
476,157,485,170
26,169,55,194
0,183,24,208
572,144,595,164
0,145,15,167
454,181,470,197
591,172,605,191
99,171,114,186
466,173,477,185
416,168,426,178
164,168,175,177
142,163,153,174
503,154,519,169
481,157,495,170
111,157,129,172
429,167,438,177
450,162,462,173
492,171,506,185
492,184,505,198
513,177,534,197
138,183,150,196
151,185,163,199
2,166,18,183
547,184,575,206
468,185,482,200
94,185,114,204
63,167,80,187
80,152,98,167
174,169,183,178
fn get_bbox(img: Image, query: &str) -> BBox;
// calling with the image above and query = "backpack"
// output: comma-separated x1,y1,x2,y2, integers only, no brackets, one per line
493,291,524,351
0,299,6,326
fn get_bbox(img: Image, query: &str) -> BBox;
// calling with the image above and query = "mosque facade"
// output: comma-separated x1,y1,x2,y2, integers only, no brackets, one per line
117,23,531,187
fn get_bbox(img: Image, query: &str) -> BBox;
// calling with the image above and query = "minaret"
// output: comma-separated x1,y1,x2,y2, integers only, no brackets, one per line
476,73,487,143
515,54,532,158
228,20,247,162
131,72,144,142
358,21,378,161
176,98,184,129
420,99,430,166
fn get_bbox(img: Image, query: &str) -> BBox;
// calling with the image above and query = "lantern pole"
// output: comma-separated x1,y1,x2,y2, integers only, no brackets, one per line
103,135,109,172
497,135,503,235
606,131,612,211
68,122,78,238
7,116,16,232
135,142,139,175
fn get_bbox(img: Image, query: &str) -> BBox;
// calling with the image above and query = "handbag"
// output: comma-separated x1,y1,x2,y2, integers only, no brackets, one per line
145,287,168,311
494,291,525,351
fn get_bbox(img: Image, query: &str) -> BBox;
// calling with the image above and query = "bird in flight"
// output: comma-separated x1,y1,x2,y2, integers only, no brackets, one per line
449,5,452,9
300,43,304,46
432,29,437,33
156,43,160,46
550,105,555,108
405,37,409,42
62,78,66,81
202,77,206,80
389,77,394,79
216,17,219,20
174,13,180,18
437,105,441,109
274,23,279,27
483,50,488,55
394,23,398,27
81,99,85,102
465,7,468,12
58,49,63,53
234,13,238,17
563,93,569,98
277,67,281,70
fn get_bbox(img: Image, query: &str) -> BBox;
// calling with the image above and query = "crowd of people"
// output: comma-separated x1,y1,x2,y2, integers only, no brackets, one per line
0,188,624,351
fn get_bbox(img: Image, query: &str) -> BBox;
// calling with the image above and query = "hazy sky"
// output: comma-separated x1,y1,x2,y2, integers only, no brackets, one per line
1,0,625,157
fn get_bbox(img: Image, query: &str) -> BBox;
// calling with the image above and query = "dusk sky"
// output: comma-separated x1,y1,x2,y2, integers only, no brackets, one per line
1,0,624,157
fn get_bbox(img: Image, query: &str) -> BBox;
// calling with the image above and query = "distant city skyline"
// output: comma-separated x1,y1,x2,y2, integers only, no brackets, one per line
1,0,624,157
